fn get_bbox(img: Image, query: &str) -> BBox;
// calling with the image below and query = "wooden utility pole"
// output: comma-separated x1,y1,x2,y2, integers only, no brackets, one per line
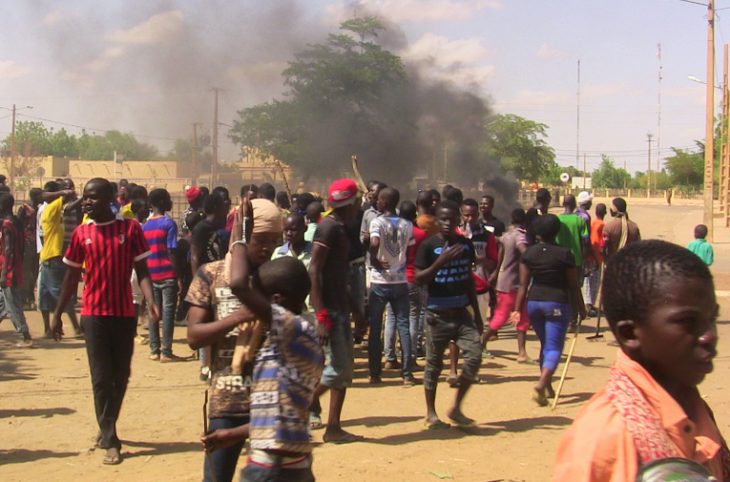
9,104,16,189
722,44,730,224
211,88,221,185
191,122,201,185
704,0,715,241
647,133,653,198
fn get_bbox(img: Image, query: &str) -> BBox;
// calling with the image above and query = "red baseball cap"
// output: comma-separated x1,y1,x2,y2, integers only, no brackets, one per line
328,178,358,208
186,186,202,203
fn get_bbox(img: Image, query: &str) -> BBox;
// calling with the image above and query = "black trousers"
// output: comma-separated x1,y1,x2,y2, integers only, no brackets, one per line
82,315,136,450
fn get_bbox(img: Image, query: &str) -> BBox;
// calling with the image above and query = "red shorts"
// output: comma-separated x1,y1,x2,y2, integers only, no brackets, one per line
489,290,530,332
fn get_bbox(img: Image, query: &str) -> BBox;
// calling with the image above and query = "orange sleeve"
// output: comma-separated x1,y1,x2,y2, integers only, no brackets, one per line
553,392,639,482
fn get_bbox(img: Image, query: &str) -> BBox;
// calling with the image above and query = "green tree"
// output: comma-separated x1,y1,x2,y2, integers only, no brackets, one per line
591,155,631,188
1,121,51,156
482,114,556,182
77,130,158,160
664,145,703,187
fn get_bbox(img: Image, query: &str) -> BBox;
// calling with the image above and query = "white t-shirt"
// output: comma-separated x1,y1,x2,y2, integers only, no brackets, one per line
369,215,414,284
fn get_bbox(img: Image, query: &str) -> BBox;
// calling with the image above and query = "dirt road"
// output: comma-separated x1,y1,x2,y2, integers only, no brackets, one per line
1,199,728,482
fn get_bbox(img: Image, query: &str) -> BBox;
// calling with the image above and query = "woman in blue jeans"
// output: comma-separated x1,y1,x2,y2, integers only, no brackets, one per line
511,214,585,406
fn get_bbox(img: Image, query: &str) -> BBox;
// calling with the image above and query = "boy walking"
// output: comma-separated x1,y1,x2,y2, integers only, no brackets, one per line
688,224,714,266
143,188,182,362
367,187,415,385
0,193,32,347
51,178,160,465
415,200,483,428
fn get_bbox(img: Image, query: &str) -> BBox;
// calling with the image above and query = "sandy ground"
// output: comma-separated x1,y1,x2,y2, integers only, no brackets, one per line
1,199,729,482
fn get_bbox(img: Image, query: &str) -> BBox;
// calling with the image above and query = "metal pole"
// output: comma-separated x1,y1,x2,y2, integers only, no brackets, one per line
647,133,653,198
576,60,581,171
722,44,729,218
212,88,220,186
192,122,200,186
705,0,716,241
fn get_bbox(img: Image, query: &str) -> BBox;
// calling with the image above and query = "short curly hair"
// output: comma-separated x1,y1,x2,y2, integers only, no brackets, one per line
602,240,713,328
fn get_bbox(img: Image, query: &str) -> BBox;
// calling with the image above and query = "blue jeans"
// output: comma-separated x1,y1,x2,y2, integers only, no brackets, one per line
149,279,178,357
385,282,426,361
368,283,411,379
1,285,30,339
527,300,571,371
319,310,354,389
240,455,314,482
203,417,248,482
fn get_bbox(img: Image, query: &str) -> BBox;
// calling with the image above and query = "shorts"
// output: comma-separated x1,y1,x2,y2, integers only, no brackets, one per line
320,310,354,389
38,258,76,313
489,291,530,332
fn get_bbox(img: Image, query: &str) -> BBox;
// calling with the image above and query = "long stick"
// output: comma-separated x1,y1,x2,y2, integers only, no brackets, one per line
551,323,581,410
351,155,368,192
275,159,293,199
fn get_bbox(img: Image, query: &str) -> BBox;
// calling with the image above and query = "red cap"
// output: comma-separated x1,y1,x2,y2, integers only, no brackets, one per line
328,178,358,208
186,186,202,203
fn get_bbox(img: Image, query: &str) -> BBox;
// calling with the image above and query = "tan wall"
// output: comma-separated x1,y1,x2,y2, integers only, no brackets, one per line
68,160,180,179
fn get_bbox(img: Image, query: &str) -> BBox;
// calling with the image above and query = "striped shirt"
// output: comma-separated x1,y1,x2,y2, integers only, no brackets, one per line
249,304,324,454
64,216,151,317
143,215,178,282
0,217,24,287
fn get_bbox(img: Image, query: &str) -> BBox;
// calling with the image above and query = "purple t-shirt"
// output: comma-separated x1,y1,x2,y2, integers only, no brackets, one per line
496,226,527,293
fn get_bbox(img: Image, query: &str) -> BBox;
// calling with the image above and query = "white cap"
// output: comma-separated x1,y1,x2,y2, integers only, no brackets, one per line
577,191,592,204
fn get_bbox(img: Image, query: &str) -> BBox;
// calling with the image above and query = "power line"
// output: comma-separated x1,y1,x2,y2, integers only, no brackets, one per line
678,0,708,6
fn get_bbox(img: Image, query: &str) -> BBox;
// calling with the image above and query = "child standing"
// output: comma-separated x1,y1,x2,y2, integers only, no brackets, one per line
554,240,729,480
688,224,714,266
143,188,181,362
230,214,324,481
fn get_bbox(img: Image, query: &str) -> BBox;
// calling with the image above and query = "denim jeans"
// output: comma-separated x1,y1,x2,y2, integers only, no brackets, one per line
149,279,178,357
385,282,426,361
368,283,411,379
203,417,248,482
2,285,30,339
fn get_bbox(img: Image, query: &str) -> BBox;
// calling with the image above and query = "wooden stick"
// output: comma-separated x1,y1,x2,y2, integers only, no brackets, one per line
351,155,368,192
551,323,581,410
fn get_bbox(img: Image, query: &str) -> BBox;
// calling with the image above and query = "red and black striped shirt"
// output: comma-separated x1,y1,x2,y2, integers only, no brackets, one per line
0,217,24,287
63,216,151,317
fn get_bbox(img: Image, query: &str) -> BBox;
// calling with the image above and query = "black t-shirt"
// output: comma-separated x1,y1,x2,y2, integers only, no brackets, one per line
482,216,506,237
313,216,351,312
192,218,223,266
346,209,365,262
521,242,575,304
414,235,475,310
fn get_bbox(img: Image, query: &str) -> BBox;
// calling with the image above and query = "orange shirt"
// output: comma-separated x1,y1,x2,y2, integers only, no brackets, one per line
553,350,726,482
590,217,605,264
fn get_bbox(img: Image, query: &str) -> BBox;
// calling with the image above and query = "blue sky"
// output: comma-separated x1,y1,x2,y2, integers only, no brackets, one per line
0,0,726,174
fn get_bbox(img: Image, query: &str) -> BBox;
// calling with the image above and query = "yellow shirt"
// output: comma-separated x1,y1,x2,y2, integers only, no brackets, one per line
120,202,135,220
40,197,64,262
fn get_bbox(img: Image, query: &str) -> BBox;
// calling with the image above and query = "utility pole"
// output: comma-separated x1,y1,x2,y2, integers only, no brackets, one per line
704,0,715,241
9,104,16,189
657,43,663,193
191,122,201,186
211,88,221,185
582,153,587,189
722,44,730,224
576,59,581,171
647,133,653,198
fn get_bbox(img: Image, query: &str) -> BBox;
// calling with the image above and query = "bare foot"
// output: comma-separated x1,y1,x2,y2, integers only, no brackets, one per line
323,428,364,444
446,407,475,427
546,384,556,399
533,387,548,407
103,447,121,465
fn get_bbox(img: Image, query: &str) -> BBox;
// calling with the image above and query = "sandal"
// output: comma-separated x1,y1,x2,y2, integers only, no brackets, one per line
533,388,548,407
309,412,324,430
103,447,122,465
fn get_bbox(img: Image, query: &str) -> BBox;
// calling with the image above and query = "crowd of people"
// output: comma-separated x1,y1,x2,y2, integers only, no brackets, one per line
0,173,727,481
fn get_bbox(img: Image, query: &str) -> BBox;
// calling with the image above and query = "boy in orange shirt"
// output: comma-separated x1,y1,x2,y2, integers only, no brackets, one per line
554,240,729,481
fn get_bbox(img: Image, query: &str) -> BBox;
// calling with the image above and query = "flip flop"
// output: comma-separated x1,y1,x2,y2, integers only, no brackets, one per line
309,412,324,430
424,419,451,430
517,357,537,365
103,447,121,465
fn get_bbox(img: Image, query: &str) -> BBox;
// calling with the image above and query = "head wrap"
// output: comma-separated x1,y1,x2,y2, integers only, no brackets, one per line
252,198,283,234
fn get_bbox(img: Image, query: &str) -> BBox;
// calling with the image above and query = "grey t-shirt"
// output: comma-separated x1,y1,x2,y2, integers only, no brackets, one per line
496,226,528,293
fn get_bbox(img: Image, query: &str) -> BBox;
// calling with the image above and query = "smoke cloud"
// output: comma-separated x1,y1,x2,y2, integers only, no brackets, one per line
15,0,517,210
